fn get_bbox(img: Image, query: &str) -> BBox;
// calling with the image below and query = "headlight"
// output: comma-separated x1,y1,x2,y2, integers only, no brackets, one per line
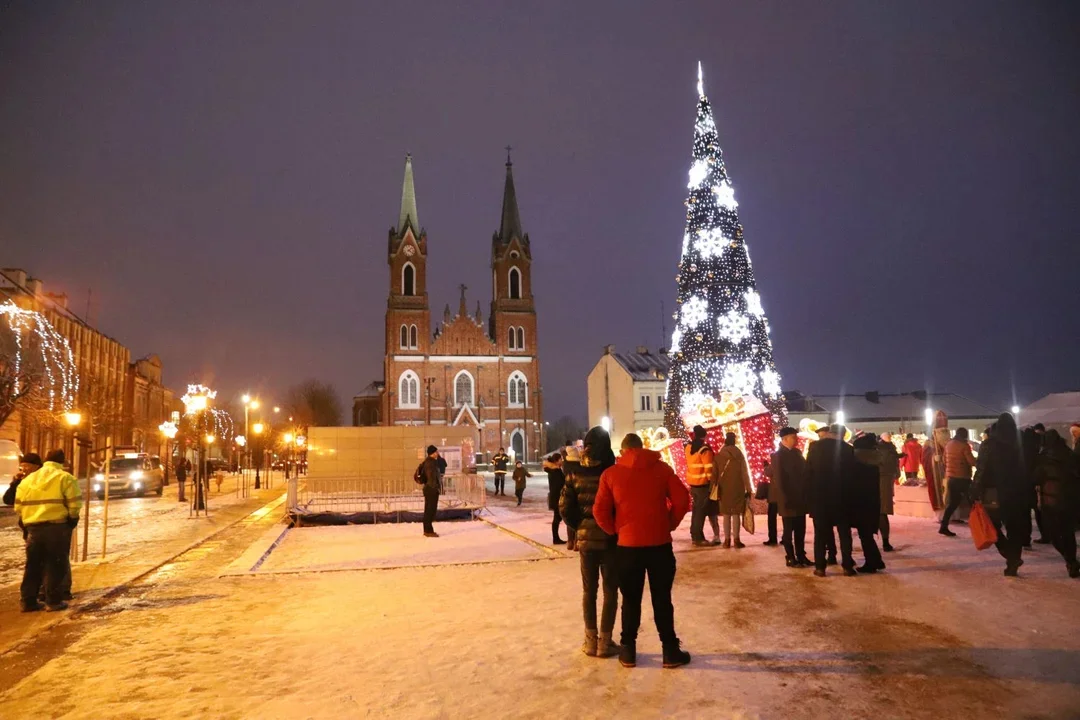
130,470,144,480
93,483,101,492
94,473,104,481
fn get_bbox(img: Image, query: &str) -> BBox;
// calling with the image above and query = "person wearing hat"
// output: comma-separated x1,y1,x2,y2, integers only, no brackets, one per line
805,425,857,576
3,452,43,507
419,445,441,537
684,425,718,546
769,428,811,568
14,449,82,611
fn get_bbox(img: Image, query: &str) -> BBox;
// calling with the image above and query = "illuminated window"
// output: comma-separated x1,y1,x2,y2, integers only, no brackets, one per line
454,371,474,407
398,371,420,408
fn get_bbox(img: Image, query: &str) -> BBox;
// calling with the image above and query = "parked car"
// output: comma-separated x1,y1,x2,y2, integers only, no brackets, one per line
92,453,165,498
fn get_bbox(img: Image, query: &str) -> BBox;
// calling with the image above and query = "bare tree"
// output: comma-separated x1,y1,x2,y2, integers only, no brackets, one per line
284,380,343,427
545,414,586,452
0,307,78,429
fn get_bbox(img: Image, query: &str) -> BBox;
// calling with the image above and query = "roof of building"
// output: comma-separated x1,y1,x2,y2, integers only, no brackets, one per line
398,154,419,236
1018,392,1080,426
354,380,385,399
608,346,671,382
498,156,524,243
785,390,999,421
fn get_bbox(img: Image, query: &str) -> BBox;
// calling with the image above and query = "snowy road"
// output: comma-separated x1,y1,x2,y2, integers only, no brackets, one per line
0,501,1078,719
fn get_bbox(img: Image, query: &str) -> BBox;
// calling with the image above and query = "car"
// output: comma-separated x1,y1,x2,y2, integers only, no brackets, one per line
92,453,165,498
0,439,20,501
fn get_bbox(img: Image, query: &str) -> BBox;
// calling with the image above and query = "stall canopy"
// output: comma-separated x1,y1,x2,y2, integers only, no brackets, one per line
1021,392,1080,433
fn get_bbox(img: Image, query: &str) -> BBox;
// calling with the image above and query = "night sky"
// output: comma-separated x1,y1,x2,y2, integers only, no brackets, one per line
3,2,1078,422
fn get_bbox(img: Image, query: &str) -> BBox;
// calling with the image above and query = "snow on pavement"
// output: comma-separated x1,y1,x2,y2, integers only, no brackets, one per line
0,512,1078,719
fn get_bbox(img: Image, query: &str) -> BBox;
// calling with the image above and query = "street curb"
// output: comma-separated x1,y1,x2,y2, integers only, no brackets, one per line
0,492,286,659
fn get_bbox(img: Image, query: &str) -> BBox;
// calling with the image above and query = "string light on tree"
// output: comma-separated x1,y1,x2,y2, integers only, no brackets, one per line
0,301,78,412
663,63,787,432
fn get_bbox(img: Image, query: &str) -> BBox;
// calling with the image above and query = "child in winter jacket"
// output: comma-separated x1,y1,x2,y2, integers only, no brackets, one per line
513,461,530,506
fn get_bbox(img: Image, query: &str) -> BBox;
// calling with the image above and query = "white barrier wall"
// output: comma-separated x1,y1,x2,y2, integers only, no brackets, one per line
306,426,478,485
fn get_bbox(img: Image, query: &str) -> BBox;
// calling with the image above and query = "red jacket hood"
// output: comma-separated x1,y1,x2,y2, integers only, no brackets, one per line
617,448,662,469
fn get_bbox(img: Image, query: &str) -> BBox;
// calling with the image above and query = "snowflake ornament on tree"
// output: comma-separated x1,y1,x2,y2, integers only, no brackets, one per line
664,63,787,432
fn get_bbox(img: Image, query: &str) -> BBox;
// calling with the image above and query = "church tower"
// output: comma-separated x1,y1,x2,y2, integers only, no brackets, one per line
384,154,430,420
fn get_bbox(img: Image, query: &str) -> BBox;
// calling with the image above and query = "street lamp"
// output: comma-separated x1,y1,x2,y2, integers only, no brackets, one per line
63,411,82,475
182,384,217,512
253,421,265,489
283,432,294,479
242,396,259,474
1010,405,1020,415
159,420,177,485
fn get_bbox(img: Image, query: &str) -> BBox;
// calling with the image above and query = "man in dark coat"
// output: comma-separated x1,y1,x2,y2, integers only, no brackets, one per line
769,428,810,567
1032,430,1079,577
174,455,189,503
971,413,1026,576
805,424,856,577
560,428,619,658
852,434,885,574
420,445,441,537
544,452,567,545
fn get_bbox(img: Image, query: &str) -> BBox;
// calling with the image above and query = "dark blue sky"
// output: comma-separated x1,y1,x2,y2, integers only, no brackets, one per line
2,1,1078,421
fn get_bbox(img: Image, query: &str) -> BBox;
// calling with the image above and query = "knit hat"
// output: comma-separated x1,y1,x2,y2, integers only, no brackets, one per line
426,445,438,456
778,427,797,438
45,449,65,465
20,452,43,467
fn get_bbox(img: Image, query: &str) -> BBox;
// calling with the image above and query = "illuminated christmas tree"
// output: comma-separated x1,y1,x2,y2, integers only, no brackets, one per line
663,63,786,434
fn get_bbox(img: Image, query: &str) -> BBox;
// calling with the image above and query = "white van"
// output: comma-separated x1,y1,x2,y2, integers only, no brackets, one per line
0,439,21,501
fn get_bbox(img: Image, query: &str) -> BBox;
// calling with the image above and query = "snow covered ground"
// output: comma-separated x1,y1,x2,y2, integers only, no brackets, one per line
1,500,1078,719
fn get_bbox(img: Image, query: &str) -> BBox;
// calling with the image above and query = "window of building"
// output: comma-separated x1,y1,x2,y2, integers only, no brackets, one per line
399,325,409,349
508,327,517,350
398,371,420,408
507,372,527,406
454,370,474,407
402,263,416,296
657,395,664,411
409,324,418,349
640,395,651,412
516,327,524,350
509,267,521,300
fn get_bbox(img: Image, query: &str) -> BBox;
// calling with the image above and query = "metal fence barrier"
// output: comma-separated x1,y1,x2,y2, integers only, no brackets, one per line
288,473,487,517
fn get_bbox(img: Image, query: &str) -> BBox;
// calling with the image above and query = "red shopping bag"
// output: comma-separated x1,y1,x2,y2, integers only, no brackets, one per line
969,501,998,551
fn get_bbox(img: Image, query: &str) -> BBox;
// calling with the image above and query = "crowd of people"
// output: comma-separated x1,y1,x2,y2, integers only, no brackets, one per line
528,412,1079,666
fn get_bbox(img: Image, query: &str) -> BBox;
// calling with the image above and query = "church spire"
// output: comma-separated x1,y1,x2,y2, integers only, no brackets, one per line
498,147,523,242
398,153,420,236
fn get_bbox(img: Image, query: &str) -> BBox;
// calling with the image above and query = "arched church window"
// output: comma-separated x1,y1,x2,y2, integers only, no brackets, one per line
398,371,420,408
402,263,416,296
454,371,474,407
400,325,408,349
509,267,521,300
516,327,525,350
508,327,516,350
409,324,418,349
507,372,527,407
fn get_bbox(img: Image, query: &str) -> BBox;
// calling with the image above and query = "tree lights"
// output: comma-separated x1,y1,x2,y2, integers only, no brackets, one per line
663,64,786,434
0,300,79,422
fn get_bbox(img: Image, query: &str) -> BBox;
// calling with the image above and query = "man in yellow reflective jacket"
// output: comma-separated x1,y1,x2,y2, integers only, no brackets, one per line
14,449,82,612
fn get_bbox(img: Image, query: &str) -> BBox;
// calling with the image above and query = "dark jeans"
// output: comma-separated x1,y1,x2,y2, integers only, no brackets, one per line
813,517,853,571
765,502,778,542
494,474,506,494
781,514,807,561
22,523,70,607
987,506,1024,567
940,477,971,529
1042,506,1077,565
616,543,678,647
552,509,563,542
515,488,524,504
879,514,891,546
689,485,713,543
580,548,619,634
422,487,439,534
857,526,883,568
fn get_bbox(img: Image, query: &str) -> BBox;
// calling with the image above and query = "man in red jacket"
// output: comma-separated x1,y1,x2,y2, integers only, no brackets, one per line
594,433,692,669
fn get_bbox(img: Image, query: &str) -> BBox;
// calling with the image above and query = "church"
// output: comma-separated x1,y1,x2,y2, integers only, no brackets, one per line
352,153,544,463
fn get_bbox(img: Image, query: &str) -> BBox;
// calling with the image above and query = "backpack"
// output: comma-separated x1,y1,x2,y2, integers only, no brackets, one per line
414,462,426,485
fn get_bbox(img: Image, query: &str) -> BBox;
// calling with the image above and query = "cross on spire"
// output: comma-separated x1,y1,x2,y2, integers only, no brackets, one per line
458,283,468,317
505,145,512,165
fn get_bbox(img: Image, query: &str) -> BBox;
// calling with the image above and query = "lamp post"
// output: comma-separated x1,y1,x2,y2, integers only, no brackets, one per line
159,420,178,486
182,384,215,513
63,411,82,476
284,432,294,479
253,422,265,489
242,395,259,476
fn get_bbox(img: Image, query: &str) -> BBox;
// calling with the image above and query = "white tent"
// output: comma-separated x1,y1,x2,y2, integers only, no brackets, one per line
1020,392,1080,435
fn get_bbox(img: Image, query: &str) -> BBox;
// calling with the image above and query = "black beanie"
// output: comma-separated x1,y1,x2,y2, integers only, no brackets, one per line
45,449,65,465
426,445,438,456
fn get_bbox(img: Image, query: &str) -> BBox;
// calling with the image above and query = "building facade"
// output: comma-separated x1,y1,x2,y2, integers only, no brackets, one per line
1,268,178,466
359,155,544,462
587,345,670,441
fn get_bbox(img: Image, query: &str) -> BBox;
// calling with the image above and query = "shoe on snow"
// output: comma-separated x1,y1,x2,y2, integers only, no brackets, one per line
619,642,636,668
662,642,691,669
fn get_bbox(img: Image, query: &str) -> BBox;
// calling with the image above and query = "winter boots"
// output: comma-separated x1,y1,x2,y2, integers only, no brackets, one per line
662,641,692,669
619,641,636,668
582,630,597,657
597,631,620,658
583,630,620,658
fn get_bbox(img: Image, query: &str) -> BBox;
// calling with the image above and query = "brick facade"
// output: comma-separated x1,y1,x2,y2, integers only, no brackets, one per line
367,155,544,462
